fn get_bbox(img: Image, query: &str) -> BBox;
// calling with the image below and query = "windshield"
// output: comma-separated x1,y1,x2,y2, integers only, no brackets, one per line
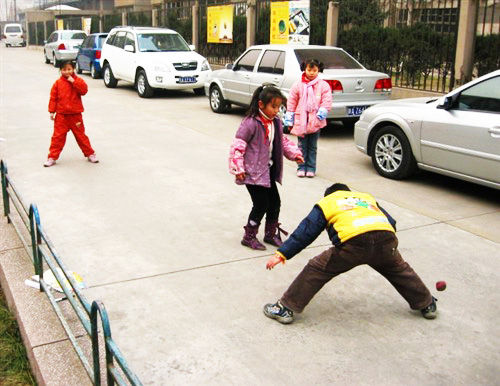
294,49,363,70
61,32,86,40
6,26,22,33
137,33,190,52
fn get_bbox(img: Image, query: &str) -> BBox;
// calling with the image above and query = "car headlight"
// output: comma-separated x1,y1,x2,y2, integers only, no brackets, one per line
154,64,170,72
201,60,210,71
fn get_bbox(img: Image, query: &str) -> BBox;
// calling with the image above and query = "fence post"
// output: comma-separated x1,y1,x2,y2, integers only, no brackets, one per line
1,161,10,221
29,204,43,287
325,1,339,47
246,0,256,48
152,8,158,27
122,12,127,26
454,0,477,85
192,0,199,50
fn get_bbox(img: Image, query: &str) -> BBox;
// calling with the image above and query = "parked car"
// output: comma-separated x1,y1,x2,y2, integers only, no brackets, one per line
354,70,500,190
100,26,211,98
2,23,25,47
44,30,87,67
75,33,108,78
204,44,391,127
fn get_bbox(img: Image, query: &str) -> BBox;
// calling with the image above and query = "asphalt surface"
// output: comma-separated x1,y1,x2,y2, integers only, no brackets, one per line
1,46,499,385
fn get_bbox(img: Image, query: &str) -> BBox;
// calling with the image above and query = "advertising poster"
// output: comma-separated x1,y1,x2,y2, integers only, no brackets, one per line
57,19,64,30
207,5,234,44
270,2,289,44
82,17,92,35
270,0,310,45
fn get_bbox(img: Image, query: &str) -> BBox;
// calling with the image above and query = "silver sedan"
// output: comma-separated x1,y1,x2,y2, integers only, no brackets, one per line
354,70,500,190
44,30,87,67
205,44,391,127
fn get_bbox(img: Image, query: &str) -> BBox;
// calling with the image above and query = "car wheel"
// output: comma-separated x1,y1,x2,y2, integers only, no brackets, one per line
103,64,118,88
75,60,82,74
90,63,99,79
44,51,50,64
136,70,154,98
209,85,229,113
193,87,205,96
53,54,60,68
371,125,418,180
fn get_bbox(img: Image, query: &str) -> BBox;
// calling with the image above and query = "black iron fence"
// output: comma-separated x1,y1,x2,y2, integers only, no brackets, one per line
157,3,193,43
474,0,500,77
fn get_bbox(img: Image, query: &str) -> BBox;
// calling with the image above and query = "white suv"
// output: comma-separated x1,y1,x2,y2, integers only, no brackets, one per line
100,26,211,98
3,23,26,47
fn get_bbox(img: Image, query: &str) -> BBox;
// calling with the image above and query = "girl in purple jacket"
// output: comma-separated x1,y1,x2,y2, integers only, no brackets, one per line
229,86,304,250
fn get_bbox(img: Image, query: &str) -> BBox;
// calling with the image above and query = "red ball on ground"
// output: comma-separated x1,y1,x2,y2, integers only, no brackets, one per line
436,281,447,291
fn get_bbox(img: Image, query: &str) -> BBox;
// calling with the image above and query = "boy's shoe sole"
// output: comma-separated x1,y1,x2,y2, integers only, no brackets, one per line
263,303,294,324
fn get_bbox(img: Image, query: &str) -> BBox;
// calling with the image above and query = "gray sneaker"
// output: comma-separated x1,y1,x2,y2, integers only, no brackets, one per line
263,300,294,324
421,297,438,319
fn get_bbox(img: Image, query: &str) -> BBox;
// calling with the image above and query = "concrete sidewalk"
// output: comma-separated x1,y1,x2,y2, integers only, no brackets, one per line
1,46,499,385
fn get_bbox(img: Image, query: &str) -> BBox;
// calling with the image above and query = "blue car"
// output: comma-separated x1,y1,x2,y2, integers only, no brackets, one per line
75,33,108,79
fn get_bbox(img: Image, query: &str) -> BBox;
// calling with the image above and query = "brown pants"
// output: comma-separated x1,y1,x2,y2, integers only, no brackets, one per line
280,231,432,313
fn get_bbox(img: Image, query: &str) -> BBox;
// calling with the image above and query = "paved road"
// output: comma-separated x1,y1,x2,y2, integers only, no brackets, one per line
1,46,499,385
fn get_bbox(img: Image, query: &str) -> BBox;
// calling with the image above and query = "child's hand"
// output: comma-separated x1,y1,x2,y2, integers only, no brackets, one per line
266,253,284,270
316,107,328,121
67,75,74,83
236,172,245,181
49,113,55,120
295,155,304,164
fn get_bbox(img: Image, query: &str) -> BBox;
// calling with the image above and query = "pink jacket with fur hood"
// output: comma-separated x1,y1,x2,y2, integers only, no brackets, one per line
287,77,332,137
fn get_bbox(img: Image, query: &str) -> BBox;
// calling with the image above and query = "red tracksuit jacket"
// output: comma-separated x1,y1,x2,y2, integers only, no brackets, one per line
48,74,88,114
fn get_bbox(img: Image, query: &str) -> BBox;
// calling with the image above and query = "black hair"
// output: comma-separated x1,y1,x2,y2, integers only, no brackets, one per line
59,60,75,70
324,183,350,197
246,84,286,117
300,59,324,73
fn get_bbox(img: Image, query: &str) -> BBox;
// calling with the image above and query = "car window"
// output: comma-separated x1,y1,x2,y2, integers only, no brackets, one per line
137,33,189,52
114,31,127,49
82,36,92,48
106,32,116,46
235,49,261,72
5,26,22,33
97,35,107,48
258,50,285,74
275,52,285,75
61,31,86,40
124,33,135,50
49,32,57,43
456,76,500,113
294,49,363,70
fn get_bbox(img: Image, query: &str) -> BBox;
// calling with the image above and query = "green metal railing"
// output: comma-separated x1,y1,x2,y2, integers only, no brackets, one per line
1,160,142,386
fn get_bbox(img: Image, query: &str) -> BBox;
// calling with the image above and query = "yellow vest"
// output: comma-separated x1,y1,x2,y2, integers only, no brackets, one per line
317,191,395,244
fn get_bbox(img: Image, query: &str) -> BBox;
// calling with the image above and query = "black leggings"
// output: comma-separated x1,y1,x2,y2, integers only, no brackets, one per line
246,180,281,224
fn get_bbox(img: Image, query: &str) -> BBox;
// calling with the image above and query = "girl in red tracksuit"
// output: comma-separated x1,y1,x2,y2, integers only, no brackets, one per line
44,61,98,167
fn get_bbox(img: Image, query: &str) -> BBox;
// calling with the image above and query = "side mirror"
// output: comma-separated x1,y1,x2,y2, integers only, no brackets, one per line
124,44,135,53
437,94,458,110
225,63,233,70
189,44,195,51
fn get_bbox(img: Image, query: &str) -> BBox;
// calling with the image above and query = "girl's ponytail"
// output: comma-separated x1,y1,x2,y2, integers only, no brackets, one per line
246,84,286,117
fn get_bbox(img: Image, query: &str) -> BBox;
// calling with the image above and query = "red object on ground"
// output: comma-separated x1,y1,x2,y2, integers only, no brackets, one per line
436,281,447,291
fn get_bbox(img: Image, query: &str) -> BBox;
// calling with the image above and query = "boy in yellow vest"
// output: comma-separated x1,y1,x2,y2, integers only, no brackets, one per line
264,183,437,324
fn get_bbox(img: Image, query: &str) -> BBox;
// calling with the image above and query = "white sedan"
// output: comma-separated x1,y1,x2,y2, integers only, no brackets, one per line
354,70,500,190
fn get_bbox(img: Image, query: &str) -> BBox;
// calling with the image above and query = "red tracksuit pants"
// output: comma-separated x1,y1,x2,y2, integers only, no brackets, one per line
48,113,94,160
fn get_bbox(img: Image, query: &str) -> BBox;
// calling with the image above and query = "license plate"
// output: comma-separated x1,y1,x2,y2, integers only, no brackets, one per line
178,76,196,84
347,105,369,116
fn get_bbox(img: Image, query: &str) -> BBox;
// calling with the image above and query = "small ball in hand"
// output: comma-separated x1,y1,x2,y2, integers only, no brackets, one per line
436,281,447,291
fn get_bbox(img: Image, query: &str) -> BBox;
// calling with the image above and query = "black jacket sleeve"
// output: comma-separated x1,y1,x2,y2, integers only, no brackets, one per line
277,206,327,260
377,203,397,232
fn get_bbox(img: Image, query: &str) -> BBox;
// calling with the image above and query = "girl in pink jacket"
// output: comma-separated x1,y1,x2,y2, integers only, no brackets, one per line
285,59,332,178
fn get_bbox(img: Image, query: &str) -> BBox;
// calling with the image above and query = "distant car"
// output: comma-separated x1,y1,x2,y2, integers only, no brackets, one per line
100,26,211,98
3,23,25,47
75,33,108,78
44,30,87,67
204,44,391,127
354,70,500,190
